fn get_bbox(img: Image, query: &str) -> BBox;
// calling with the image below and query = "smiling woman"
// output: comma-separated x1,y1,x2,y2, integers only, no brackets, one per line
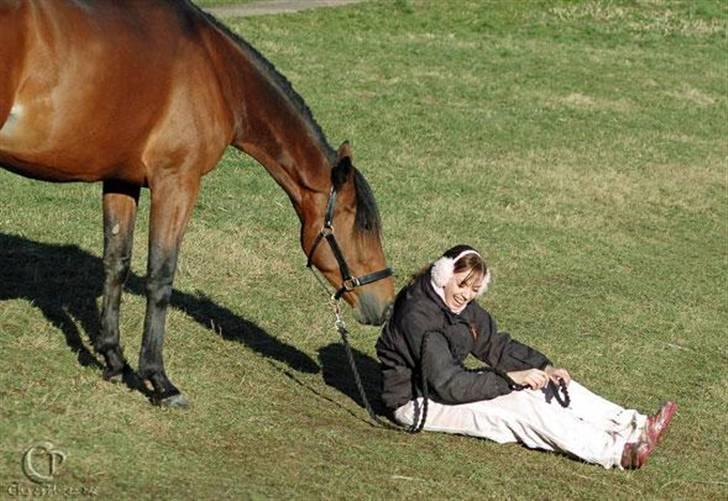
376,244,678,469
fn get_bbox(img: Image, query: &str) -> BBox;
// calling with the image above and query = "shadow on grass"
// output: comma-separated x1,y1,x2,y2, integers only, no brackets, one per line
317,342,387,417
0,232,320,389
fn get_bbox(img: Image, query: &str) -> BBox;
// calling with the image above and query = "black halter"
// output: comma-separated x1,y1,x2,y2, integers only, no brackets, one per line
306,187,393,300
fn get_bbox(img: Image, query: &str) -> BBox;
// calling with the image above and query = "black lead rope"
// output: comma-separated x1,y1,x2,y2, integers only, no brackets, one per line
552,378,571,407
509,378,570,407
337,319,429,433
335,320,426,434
407,331,431,433
335,312,400,431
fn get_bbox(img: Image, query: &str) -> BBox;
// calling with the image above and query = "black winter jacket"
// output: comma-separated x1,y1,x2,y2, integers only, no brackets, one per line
376,271,551,410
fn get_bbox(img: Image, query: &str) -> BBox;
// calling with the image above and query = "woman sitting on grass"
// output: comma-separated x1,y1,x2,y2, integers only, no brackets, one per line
375,244,676,469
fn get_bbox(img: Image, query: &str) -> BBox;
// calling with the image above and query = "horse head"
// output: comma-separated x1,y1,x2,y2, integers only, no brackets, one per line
304,142,395,326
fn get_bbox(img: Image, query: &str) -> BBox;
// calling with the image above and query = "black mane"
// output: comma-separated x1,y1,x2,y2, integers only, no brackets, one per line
353,169,382,235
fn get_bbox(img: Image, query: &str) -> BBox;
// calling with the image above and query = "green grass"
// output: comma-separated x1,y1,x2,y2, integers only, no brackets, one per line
1,0,727,499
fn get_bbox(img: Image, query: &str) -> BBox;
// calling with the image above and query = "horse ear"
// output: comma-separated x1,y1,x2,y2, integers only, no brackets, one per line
332,141,353,190
337,140,353,162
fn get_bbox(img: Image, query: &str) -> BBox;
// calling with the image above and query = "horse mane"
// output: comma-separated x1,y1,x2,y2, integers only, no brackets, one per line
352,169,382,235
190,2,382,235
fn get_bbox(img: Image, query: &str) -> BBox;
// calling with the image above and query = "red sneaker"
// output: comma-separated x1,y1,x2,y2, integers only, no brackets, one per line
621,437,656,469
644,401,678,444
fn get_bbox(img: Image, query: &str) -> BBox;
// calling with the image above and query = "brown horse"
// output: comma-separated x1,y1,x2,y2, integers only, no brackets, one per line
0,0,395,407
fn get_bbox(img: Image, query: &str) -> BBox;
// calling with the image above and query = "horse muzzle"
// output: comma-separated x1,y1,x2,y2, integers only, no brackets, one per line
354,292,393,326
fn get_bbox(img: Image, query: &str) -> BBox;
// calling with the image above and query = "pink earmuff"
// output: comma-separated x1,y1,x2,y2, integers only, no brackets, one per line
431,250,491,296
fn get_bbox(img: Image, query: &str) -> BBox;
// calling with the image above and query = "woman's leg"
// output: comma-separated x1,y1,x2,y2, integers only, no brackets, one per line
394,387,634,469
561,381,647,438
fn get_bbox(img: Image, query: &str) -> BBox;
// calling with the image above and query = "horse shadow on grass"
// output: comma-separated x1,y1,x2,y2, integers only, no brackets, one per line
0,232,319,399
317,342,388,418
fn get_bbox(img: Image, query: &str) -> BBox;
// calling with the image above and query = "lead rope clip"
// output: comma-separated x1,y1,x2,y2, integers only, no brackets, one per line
330,298,345,333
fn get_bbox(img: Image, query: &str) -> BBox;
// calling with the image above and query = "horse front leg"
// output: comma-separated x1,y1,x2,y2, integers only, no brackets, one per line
139,175,201,408
97,181,140,381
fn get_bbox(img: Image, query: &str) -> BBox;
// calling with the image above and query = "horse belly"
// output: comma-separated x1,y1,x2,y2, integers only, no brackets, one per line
0,98,127,182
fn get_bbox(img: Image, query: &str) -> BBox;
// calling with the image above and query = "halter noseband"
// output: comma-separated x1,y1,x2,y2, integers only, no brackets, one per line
306,187,393,300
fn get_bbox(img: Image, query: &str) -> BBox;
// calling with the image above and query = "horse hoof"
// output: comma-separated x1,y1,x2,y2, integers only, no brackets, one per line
160,393,190,409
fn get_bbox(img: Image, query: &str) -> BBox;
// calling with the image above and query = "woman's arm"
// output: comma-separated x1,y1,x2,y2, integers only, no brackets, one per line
469,304,551,371
397,310,513,404
418,330,513,404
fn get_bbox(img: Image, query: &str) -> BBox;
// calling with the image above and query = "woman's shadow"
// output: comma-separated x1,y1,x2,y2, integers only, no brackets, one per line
0,233,319,394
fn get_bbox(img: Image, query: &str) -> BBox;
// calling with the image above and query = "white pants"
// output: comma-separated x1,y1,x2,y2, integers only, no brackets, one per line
393,381,647,469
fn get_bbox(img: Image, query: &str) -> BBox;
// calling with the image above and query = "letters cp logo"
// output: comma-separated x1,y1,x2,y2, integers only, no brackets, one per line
22,441,66,484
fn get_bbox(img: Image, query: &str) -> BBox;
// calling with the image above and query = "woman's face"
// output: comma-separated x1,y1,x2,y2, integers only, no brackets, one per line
443,268,484,311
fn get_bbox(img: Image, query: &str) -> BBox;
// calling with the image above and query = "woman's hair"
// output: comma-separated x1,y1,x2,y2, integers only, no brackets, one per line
410,244,488,285
443,244,487,285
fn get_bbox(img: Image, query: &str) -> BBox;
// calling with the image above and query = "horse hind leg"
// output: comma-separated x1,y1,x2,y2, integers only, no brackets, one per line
138,174,201,408
96,181,140,381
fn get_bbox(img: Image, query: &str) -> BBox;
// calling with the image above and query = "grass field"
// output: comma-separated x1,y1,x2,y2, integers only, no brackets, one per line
1,0,726,499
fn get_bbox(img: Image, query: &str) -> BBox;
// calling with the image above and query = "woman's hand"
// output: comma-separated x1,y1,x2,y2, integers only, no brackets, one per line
507,369,549,390
544,365,571,386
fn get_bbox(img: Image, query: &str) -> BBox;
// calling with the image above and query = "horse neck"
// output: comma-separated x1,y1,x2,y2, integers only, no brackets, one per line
235,107,332,218
213,34,334,221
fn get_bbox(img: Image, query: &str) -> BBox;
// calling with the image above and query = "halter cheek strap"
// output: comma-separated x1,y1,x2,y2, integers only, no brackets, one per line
306,187,393,300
